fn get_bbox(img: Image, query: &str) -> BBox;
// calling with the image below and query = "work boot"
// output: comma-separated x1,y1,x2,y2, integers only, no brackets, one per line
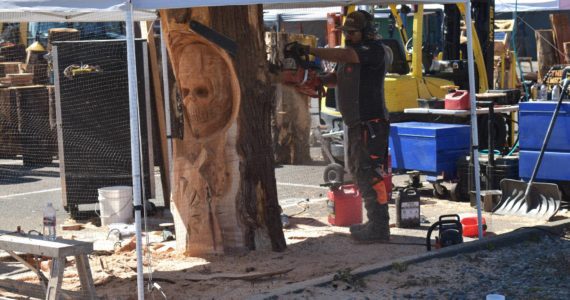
351,204,390,242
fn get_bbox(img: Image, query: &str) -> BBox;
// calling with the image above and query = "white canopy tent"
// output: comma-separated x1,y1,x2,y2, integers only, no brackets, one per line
0,1,484,299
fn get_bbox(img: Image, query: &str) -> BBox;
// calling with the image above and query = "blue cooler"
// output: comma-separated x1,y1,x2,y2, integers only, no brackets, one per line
389,122,471,178
519,102,570,181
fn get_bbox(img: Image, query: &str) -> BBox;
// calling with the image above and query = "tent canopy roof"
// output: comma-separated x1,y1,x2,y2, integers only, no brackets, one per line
0,0,467,22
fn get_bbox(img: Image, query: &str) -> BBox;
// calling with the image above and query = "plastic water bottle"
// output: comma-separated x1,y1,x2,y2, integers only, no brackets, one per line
538,84,548,101
552,84,561,102
43,202,56,240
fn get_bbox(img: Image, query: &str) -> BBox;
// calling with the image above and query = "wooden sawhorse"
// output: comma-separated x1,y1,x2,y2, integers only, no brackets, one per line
0,231,97,300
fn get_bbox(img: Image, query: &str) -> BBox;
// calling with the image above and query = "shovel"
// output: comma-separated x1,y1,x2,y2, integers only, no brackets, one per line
494,78,570,219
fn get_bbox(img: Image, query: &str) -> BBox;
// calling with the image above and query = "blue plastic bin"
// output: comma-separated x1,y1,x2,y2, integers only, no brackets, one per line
389,122,471,177
519,102,570,181
519,102,570,151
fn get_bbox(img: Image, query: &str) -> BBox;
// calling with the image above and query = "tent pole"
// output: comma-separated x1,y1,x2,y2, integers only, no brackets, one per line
159,18,174,196
464,1,484,240
125,2,145,299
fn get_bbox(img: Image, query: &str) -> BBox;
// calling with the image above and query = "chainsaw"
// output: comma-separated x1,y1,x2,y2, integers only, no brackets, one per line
278,42,324,98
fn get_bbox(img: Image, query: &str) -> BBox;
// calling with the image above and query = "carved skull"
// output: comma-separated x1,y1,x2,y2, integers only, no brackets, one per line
179,42,234,140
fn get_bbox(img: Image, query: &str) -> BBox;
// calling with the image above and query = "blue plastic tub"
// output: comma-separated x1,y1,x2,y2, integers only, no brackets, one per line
389,122,471,177
519,102,570,151
519,102,570,180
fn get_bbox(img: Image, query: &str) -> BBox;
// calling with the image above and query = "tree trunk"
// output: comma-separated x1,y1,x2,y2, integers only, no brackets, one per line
160,6,286,256
266,32,314,165
536,30,557,82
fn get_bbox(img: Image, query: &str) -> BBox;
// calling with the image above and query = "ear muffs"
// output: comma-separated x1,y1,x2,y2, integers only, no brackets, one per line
357,10,377,38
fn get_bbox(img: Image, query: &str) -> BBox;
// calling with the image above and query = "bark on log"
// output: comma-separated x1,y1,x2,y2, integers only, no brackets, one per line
536,30,557,82
266,32,315,165
160,6,286,256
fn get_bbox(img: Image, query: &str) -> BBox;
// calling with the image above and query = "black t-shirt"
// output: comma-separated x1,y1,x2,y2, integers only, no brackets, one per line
351,39,388,121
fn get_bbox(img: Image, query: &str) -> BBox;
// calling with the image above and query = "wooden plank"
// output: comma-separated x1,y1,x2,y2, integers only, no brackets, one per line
0,278,45,299
75,255,97,300
0,231,92,258
143,21,171,208
5,250,48,287
550,13,570,64
536,30,557,81
185,268,293,281
564,42,570,64
46,258,65,300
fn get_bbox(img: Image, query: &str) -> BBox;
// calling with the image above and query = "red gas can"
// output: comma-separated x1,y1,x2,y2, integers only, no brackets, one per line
327,184,362,226
445,90,470,110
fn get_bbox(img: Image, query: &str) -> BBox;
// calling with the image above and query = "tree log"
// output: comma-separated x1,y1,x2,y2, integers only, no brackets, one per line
160,6,286,256
536,30,557,82
266,32,315,165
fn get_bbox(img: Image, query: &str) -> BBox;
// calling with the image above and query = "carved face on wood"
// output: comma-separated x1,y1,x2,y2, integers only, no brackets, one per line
179,42,234,141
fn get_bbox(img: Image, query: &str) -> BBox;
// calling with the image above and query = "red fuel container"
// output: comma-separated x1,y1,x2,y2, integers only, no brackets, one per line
445,90,470,110
327,184,362,226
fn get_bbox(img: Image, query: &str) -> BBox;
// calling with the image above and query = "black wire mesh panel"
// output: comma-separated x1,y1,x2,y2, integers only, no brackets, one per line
53,40,153,219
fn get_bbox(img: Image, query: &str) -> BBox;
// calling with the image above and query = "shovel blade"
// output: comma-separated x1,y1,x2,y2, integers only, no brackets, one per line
493,179,561,220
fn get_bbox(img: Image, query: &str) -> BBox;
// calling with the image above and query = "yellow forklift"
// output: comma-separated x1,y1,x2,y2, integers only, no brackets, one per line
319,3,490,131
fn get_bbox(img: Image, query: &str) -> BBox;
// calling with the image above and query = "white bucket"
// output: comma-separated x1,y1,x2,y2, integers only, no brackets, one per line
97,186,133,226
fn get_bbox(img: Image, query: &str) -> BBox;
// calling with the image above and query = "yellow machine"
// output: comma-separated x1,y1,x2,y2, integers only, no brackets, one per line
319,3,489,124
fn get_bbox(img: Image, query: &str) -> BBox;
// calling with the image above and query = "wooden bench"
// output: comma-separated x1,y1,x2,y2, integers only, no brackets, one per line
0,231,97,300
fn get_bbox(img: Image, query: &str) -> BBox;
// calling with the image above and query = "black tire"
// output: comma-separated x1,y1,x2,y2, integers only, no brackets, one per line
323,163,345,184
450,183,462,202
432,183,449,199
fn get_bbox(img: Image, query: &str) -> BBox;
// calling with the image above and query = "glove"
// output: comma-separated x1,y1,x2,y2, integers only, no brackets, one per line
285,41,310,57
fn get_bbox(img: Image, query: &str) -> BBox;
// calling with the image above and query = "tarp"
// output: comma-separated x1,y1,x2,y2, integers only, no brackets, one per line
495,0,561,12
0,0,464,21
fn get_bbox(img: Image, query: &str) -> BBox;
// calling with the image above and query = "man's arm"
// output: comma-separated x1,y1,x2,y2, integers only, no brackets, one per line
309,47,359,64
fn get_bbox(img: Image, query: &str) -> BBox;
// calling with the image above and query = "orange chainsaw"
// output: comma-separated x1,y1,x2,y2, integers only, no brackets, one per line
280,42,324,98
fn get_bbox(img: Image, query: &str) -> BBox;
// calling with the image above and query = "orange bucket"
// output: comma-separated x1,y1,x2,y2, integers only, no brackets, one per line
461,216,487,237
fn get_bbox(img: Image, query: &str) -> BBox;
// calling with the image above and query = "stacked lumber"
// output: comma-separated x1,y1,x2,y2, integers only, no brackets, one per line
0,73,34,86
550,13,570,64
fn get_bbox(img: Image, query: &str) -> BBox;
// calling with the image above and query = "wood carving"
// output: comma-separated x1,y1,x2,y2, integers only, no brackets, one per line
169,30,241,255
161,6,286,256
266,32,315,165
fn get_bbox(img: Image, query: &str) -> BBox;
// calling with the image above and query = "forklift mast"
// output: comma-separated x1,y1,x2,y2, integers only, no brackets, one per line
472,0,495,90
443,1,494,89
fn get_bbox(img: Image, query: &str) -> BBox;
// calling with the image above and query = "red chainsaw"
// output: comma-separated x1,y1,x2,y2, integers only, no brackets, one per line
279,42,324,98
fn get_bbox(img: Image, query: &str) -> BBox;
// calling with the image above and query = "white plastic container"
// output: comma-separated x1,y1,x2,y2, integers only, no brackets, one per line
538,84,548,101
98,186,133,226
552,84,561,102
